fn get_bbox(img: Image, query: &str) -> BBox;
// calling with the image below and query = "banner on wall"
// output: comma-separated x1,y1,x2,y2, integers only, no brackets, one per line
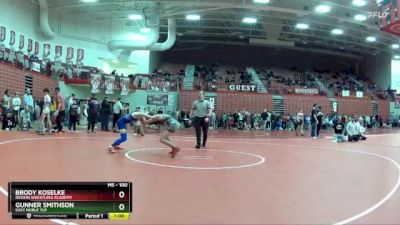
77,48,84,64
90,74,101,94
18,34,24,49
66,47,74,64
0,26,5,42
55,45,62,56
66,47,73,59
34,41,39,55
205,97,215,109
228,84,257,92
295,88,319,95
356,91,364,98
120,77,130,96
43,44,50,57
104,75,115,95
9,30,15,46
32,61,41,72
342,90,350,97
332,101,338,112
147,93,168,106
27,39,32,52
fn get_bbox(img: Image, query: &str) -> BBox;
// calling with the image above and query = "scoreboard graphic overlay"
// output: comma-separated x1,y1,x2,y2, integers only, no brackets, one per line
8,182,132,220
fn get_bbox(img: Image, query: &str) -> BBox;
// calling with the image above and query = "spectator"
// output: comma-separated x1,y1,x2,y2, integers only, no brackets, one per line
2,111,16,130
101,97,111,131
346,116,359,142
87,95,99,133
112,98,125,132
296,109,304,136
310,103,318,139
333,116,345,142
69,94,79,131
12,92,21,125
355,117,367,141
1,89,10,120
54,87,65,134
19,105,31,130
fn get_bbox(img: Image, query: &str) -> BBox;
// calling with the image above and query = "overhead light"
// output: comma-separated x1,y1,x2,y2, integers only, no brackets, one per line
129,65,135,68
295,23,309,29
331,29,343,35
253,0,270,4
366,36,376,42
352,0,366,7
394,55,400,59
140,27,151,33
315,5,331,13
112,59,119,63
354,14,367,21
128,14,143,20
392,44,400,49
242,17,257,24
186,14,200,20
81,0,97,2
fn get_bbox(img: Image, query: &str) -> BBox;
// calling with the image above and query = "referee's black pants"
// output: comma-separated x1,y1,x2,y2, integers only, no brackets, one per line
193,116,209,146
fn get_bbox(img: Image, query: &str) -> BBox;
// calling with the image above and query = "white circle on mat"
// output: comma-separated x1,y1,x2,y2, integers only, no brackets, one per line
125,148,266,170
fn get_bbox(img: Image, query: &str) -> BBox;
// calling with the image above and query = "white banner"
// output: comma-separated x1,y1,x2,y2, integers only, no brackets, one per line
228,84,257,92
356,91,364,98
342,90,350,97
105,75,115,95
332,101,337,112
295,88,319,94
205,97,215,109
90,74,101,94
32,61,40,72
120,77,129,96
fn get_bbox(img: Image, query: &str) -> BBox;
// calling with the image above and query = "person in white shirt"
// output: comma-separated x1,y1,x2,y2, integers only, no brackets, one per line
41,88,52,134
19,105,31,130
23,89,34,122
296,109,304,136
12,92,21,125
23,89,34,109
346,116,359,142
355,117,367,141
112,98,126,132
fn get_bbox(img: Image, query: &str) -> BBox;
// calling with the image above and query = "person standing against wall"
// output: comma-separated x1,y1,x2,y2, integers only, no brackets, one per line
12,92,21,126
54,87,65,134
112,98,125,133
87,95,99,133
310,103,318,139
190,91,212,149
2,90,10,121
23,89,33,122
101,96,111,131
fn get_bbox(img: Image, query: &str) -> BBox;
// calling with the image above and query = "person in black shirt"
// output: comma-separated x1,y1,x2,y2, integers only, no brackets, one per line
87,96,99,133
2,111,16,130
310,103,318,138
69,95,79,131
100,97,111,131
316,106,324,137
261,109,268,130
333,116,345,142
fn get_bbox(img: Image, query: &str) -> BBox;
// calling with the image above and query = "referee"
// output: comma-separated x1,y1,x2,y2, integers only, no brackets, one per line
190,91,212,149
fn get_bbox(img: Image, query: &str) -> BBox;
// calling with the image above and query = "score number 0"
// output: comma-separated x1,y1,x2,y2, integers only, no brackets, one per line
118,191,126,211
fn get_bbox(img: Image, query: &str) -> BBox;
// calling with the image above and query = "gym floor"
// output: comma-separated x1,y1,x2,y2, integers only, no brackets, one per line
0,128,400,225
